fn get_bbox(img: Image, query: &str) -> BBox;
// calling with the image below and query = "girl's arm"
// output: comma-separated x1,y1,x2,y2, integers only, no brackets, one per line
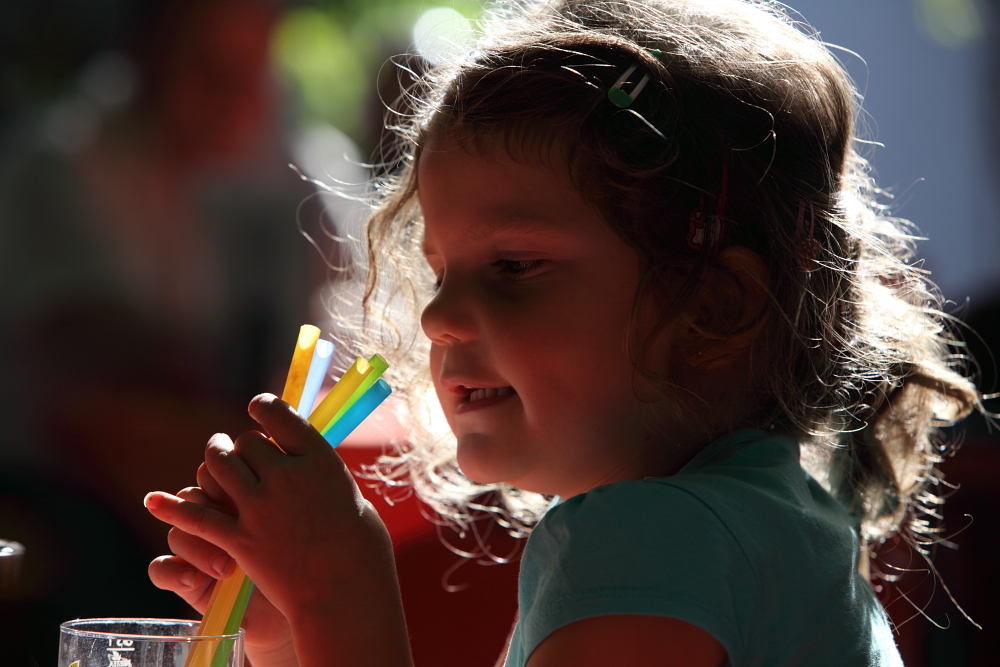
146,394,413,667
526,616,727,667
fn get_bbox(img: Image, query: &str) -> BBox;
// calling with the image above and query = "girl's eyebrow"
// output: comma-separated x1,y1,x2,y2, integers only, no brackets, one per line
422,217,565,257
467,209,570,241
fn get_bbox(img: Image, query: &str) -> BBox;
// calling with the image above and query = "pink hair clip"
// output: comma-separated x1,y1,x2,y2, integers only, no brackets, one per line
796,200,820,271
687,160,728,254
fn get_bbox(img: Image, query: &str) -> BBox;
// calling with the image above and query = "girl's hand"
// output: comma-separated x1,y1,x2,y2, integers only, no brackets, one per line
147,487,296,667
145,394,412,667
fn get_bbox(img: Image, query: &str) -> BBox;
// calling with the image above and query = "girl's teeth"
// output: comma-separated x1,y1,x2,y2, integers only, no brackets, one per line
468,386,513,402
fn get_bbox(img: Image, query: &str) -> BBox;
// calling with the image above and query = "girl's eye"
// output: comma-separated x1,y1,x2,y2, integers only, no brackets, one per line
491,259,545,279
431,260,545,293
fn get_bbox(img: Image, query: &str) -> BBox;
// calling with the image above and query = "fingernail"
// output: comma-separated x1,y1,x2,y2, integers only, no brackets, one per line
212,554,232,577
143,493,159,510
179,570,198,589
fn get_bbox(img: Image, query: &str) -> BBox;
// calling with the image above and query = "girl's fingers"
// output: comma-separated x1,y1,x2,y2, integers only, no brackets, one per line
248,393,330,456
204,432,261,501
231,429,287,480
144,490,237,548
196,462,236,512
176,486,234,516
167,527,237,580
148,555,216,613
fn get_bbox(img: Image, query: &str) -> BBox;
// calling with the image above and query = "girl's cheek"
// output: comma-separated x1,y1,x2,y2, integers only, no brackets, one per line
428,344,444,386
428,345,459,433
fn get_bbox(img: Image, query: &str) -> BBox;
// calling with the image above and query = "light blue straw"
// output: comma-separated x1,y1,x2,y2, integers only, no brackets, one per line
298,339,335,416
324,379,392,447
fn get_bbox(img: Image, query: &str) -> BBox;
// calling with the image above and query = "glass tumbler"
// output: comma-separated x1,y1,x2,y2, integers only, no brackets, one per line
58,618,244,667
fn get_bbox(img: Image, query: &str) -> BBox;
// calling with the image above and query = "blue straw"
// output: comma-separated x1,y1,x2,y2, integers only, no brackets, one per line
298,339,334,416
323,379,392,447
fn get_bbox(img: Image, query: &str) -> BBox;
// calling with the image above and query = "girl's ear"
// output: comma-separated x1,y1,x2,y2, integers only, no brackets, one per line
680,247,771,370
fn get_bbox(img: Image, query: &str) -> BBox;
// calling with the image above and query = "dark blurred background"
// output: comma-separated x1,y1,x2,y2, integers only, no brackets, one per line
0,1,997,665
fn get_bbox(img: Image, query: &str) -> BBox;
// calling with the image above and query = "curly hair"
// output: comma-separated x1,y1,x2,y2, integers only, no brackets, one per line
333,0,978,554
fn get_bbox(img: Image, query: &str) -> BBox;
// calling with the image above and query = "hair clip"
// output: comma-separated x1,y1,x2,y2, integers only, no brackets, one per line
796,200,819,271
607,50,661,109
608,49,663,109
608,64,650,108
687,196,714,251
687,160,728,254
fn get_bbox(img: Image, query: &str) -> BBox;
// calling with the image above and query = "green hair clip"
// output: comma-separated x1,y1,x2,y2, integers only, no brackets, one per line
607,49,662,108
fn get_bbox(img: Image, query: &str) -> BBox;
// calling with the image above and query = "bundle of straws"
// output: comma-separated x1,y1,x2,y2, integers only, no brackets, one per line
185,325,392,667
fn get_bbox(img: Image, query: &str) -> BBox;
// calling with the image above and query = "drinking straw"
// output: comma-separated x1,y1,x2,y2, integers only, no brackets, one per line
298,339,335,415
219,575,255,642
280,325,321,413
188,350,390,667
184,324,320,667
306,355,377,432
323,379,392,447
321,354,387,434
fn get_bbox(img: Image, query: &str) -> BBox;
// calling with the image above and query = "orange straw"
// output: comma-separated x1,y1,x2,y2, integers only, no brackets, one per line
278,324,321,415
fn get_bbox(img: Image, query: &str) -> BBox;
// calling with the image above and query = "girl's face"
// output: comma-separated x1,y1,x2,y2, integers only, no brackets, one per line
419,134,686,499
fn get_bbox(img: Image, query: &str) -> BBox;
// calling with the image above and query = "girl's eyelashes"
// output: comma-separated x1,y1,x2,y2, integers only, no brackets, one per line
491,258,545,279
431,259,546,293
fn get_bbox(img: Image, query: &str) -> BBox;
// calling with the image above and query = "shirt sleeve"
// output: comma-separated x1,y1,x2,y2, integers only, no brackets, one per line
516,480,758,664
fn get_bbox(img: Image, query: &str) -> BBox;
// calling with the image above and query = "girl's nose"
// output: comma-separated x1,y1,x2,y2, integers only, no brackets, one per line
421,279,478,345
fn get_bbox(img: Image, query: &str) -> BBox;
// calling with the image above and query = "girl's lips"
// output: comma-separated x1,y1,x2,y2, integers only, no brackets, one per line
455,390,517,415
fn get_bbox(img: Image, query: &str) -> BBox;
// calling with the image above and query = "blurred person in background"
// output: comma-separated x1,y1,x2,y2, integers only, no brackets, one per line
0,1,321,664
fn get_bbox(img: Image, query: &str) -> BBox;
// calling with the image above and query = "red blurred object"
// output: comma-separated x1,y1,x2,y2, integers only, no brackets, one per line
337,434,520,667
873,436,1000,667
141,0,279,165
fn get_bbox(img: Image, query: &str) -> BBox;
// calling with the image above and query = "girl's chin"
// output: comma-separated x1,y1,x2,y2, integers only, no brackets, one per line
455,435,527,486
457,450,563,496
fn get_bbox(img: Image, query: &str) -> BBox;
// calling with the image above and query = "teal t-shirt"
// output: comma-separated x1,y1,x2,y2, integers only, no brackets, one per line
503,429,903,667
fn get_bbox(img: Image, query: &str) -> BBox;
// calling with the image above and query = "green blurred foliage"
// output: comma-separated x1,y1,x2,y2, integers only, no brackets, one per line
914,0,984,48
272,0,481,139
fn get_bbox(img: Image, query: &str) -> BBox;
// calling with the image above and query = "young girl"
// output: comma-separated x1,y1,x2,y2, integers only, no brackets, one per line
144,0,980,665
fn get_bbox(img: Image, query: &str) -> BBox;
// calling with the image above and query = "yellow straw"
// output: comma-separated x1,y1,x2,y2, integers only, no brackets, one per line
307,356,375,432
182,564,246,667
184,325,320,667
322,354,388,434
280,325,321,412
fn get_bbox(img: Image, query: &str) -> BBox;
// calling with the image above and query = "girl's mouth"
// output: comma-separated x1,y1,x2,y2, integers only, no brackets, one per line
456,386,516,414
467,386,514,402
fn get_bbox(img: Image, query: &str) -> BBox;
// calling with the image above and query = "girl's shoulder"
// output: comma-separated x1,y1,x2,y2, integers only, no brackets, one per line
520,430,807,618
547,429,821,531
514,429,900,667
538,428,855,575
